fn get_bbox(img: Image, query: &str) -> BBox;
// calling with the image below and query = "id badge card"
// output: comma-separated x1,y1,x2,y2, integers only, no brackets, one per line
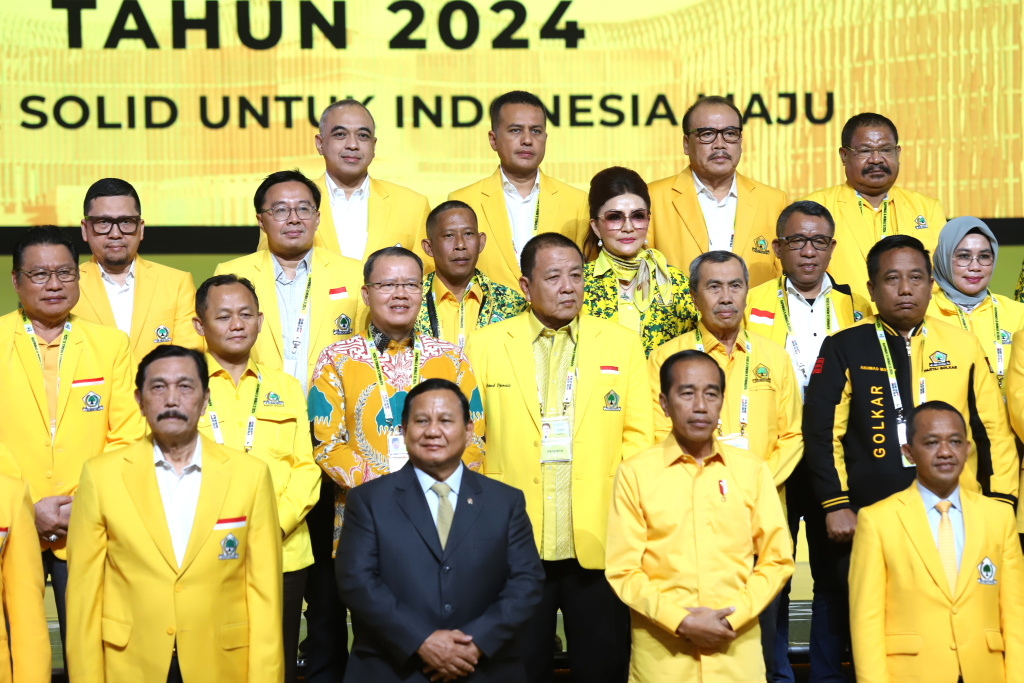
719,433,749,451
388,428,409,472
540,416,573,463
897,421,915,467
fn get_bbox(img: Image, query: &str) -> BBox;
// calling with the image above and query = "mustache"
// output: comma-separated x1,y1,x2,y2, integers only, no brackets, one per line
713,304,738,314
708,151,732,160
862,163,890,175
157,410,189,421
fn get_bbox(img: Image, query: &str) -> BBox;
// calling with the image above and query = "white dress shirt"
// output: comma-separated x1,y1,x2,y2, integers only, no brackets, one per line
153,437,203,568
500,168,541,259
325,172,370,260
692,171,738,252
917,481,965,571
414,463,463,524
99,259,137,335
272,249,314,393
783,274,835,390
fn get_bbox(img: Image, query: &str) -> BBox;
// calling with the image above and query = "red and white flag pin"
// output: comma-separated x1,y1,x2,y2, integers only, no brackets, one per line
329,287,349,300
749,308,775,326
600,366,619,375
71,377,104,388
719,480,728,498
213,516,246,530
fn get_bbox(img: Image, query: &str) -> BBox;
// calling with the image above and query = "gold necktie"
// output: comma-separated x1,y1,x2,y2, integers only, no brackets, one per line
431,482,453,549
936,500,957,594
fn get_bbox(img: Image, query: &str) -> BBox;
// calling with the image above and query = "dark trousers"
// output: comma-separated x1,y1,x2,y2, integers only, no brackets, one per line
300,477,348,682
767,474,808,683
42,550,69,681
167,654,183,683
758,591,781,679
284,568,309,683
805,506,853,682
523,558,630,683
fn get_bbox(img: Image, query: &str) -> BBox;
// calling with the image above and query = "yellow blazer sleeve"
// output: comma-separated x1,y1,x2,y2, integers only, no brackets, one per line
768,359,803,487
647,345,672,443
999,504,1024,682
971,340,1018,503
411,194,434,274
277,389,320,537
5,479,50,683
172,270,203,353
309,356,362,490
246,462,285,683
622,335,655,458
572,196,591,248
848,507,890,683
925,196,947,234
65,460,108,683
454,350,485,470
723,462,794,630
604,462,689,635
104,332,146,452
1006,330,1024,439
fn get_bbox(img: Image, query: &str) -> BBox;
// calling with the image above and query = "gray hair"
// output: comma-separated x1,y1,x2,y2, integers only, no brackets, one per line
688,251,749,291
318,99,376,137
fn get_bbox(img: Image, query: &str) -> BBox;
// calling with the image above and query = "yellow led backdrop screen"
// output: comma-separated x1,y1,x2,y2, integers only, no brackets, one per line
1,0,1020,227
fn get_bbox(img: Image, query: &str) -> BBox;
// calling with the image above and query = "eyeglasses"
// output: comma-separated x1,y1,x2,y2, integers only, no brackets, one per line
17,268,79,284
686,127,742,144
260,205,317,222
778,235,833,251
366,281,422,294
953,252,994,267
84,216,141,234
600,209,651,230
843,146,898,160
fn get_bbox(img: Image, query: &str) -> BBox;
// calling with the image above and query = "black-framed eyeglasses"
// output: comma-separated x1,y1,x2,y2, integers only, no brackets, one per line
953,252,994,267
84,216,141,234
366,281,422,294
260,205,317,222
842,146,898,160
17,268,79,284
686,126,742,144
778,235,833,251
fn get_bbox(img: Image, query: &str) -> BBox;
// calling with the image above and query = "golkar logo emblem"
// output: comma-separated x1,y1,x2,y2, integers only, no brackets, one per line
752,236,770,254
82,391,104,412
753,364,771,383
333,314,352,336
263,391,284,406
978,556,997,585
915,215,928,229
928,351,950,368
153,325,171,343
603,390,621,412
218,534,240,560
1000,329,1012,344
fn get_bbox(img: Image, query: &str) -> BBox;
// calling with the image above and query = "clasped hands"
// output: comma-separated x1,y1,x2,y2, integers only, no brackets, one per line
676,605,737,652
417,629,482,682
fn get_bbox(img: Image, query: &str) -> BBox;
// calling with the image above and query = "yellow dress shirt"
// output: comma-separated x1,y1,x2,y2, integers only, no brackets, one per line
42,336,61,438
606,436,794,683
431,278,483,347
197,356,320,572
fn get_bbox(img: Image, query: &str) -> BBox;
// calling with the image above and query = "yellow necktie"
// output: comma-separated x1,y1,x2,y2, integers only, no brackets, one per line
936,500,957,594
431,482,453,549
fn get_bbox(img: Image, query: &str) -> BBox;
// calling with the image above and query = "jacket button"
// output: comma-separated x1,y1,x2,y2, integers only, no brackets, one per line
442,565,451,573
950,643,956,650
167,627,175,636
533,441,539,447
533,477,540,484
175,584,183,593
951,607,957,615
45,471,53,479
444,604,453,612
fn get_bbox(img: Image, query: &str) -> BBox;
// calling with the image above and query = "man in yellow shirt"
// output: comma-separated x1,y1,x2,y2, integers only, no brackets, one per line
0,227,145,668
648,96,787,286
448,91,590,290
74,178,203,360
192,275,320,683
606,349,794,682
802,112,946,301
415,200,527,348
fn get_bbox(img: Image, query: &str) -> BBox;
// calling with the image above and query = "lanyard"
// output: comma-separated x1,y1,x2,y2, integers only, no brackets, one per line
875,320,926,446
777,278,834,381
431,277,475,349
22,310,72,439
695,326,751,435
290,274,313,354
536,338,578,417
954,292,1005,387
368,335,422,427
208,370,261,452
857,196,890,237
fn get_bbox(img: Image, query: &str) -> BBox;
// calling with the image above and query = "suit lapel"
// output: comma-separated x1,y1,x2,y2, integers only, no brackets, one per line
442,469,483,559
505,318,541,432
573,317,600,435
481,169,520,278
537,170,559,233
838,188,875,264
671,169,709,253
122,441,178,572
364,179,393,260
314,176,341,255
55,330,84,428
394,466,443,562
732,173,758,256
12,324,49,433
80,262,116,326
179,441,230,574
896,486,953,600
308,249,330,364
254,250,284,360
129,257,156,351
953,490,983,601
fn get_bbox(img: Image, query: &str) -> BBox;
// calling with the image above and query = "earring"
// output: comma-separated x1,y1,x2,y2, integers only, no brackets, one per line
598,239,603,248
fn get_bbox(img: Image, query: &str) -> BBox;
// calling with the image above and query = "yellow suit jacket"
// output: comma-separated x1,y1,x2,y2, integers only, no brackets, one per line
448,168,590,290
647,167,787,286
850,483,1024,683
73,256,204,360
66,435,283,683
465,313,654,569
257,175,431,267
0,470,50,683
214,246,364,388
0,312,145,559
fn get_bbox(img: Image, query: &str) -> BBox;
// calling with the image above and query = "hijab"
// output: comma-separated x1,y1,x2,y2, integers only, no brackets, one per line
932,216,998,309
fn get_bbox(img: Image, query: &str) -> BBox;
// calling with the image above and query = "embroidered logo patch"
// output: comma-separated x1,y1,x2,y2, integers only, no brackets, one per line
263,391,284,406
978,556,997,585
928,351,950,367
753,363,771,382
915,215,928,229
333,314,352,336
853,310,864,322
153,325,171,343
1000,329,1011,344
603,390,621,411
812,358,825,375
82,391,104,412
752,236,770,254
218,533,240,560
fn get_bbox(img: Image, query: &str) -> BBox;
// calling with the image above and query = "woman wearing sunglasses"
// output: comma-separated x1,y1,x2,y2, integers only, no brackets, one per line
582,167,697,356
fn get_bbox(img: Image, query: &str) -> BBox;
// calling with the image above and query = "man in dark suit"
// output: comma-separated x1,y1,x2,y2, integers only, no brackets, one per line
336,378,544,682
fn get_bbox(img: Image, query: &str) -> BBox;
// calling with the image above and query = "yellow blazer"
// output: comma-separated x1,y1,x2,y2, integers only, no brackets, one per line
0,312,146,559
0,469,50,683
647,167,787,286
257,175,431,267
66,435,283,683
74,256,204,360
448,168,590,290
214,246,364,388
850,483,1024,683
465,313,654,569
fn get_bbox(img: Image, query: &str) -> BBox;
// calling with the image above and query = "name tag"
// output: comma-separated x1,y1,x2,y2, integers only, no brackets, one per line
540,416,573,463
388,428,408,472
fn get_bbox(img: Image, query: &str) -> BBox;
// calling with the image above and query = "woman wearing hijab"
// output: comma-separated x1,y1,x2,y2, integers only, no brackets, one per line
582,166,697,356
927,216,1024,397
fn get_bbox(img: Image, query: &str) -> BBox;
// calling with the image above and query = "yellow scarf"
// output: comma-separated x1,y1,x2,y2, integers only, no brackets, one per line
596,248,673,313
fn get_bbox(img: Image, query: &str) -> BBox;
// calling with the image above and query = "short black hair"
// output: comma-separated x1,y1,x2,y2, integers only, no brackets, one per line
682,95,743,134
906,400,966,445
866,235,931,283
363,246,423,284
12,226,78,275
659,349,726,396
400,377,471,427
195,274,259,320
775,200,836,238
83,177,141,216
520,233,583,281
489,90,546,131
318,98,376,135
688,250,749,292
425,200,477,239
136,345,209,394
841,112,899,148
253,169,321,213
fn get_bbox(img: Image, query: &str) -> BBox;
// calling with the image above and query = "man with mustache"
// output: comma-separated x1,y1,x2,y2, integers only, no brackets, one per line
66,345,283,683
803,112,946,301
466,233,653,683
448,91,590,290
803,235,1016,680
648,96,788,287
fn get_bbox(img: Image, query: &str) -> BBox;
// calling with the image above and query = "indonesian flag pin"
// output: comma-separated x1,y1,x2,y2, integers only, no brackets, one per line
719,480,728,500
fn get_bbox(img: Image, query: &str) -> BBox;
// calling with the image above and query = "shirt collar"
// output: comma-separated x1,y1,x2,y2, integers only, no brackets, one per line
98,258,136,286
414,462,464,497
367,322,415,354
528,310,579,344
784,273,834,302
916,480,962,514
205,353,261,383
432,274,482,303
272,249,313,284
500,168,540,201
875,315,926,339
692,171,738,201
850,183,890,205
662,433,727,467
696,320,746,355
153,436,202,472
325,171,370,200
